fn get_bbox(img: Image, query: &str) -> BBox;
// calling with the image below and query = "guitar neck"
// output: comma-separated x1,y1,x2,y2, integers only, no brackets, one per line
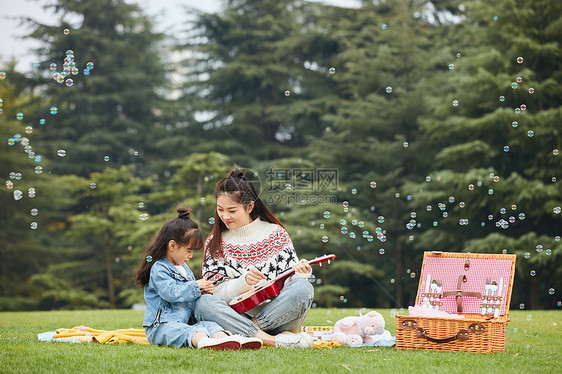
275,254,336,282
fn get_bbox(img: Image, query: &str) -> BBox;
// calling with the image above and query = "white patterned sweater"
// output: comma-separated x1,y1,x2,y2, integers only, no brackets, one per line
202,218,311,312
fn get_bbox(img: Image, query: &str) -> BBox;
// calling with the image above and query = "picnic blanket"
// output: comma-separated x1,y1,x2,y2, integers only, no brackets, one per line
38,326,149,345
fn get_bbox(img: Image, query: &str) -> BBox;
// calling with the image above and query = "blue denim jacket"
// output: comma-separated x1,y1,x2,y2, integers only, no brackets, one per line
143,258,201,327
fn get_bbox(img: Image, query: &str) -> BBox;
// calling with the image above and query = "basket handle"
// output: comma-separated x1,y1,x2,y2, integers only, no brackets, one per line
415,327,470,343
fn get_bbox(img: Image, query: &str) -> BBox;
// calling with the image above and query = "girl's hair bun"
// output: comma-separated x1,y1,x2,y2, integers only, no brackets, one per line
177,207,190,219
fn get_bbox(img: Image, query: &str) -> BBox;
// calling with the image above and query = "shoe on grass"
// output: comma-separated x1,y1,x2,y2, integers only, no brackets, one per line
231,335,263,349
275,331,314,348
197,336,241,350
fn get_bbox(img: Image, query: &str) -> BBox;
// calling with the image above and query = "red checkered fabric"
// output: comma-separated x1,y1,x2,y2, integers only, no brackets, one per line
418,256,513,316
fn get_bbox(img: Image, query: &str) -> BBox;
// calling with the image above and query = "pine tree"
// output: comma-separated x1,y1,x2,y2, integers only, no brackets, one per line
25,0,167,177
405,0,562,309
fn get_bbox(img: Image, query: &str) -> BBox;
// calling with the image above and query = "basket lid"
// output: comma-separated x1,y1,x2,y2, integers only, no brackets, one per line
415,251,516,317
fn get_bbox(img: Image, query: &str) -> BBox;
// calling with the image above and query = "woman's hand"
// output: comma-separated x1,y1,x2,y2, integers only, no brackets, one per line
292,259,311,274
197,279,214,294
245,266,266,286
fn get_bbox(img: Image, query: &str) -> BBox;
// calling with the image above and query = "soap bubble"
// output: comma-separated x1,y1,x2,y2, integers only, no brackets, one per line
63,28,70,35
0,71,6,79
28,187,36,197
86,62,94,70
516,57,524,64
49,63,57,71
528,88,534,94
520,104,527,111
6,181,13,189
536,244,543,252
321,235,328,243
385,86,392,93
104,155,110,162
14,190,23,200
50,107,58,115
379,248,385,255
341,227,348,234
456,52,461,58
16,112,24,120
138,202,144,208
530,270,536,276
519,213,526,220
208,217,215,224
452,99,459,106
351,188,357,194
31,208,38,216
308,274,316,283
511,82,518,89
524,252,530,259
499,96,505,102
65,79,73,87
31,222,38,230
140,213,149,221
519,303,525,309
146,255,153,262
329,67,335,74
378,216,385,223
90,183,96,189
323,211,330,219
527,130,534,137
381,23,387,30
410,272,416,278
57,149,66,157
34,166,43,174
554,149,559,156
553,206,561,214
448,64,454,70
284,90,291,96
370,181,376,188
549,288,555,295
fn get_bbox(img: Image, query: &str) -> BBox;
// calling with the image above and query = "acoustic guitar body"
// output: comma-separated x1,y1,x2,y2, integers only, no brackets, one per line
228,254,335,314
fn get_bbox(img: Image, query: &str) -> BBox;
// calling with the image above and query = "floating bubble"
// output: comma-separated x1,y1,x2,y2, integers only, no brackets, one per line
549,288,555,295
8,138,15,146
452,99,459,106
34,166,43,174
448,64,454,70
351,188,357,194
379,248,385,255
6,181,13,189
321,235,328,243
63,28,70,35
554,206,561,214
65,79,73,87
28,187,35,197
519,303,525,309
553,177,557,183
403,141,409,148
83,69,90,75
459,202,465,208
341,227,348,234
146,255,153,262
511,82,517,89
499,96,505,102
516,57,524,64
16,112,24,120
340,219,347,226
381,24,387,30
519,212,526,220
524,252,530,259
140,213,149,221
468,184,474,190
71,68,79,75
527,130,534,137
520,104,527,111
528,88,534,94
104,155,110,162
323,210,330,219
410,272,416,278
425,176,431,182
57,149,66,157
49,63,57,71
504,145,510,152
358,221,364,228
530,270,536,276
207,217,215,225
553,149,559,156
50,107,58,115
14,190,23,200
546,249,551,255
349,232,356,239
31,222,38,230
319,223,325,230
456,52,461,58
39,118,46,125
500,207,506,214
385,86,392,94
284,90,291,96
137,202,144,208
448,196,455,203
536,244,543,252
34,155,42,163
31,208,38,216
329,67,335,74
493,15,498,21
378,216,385,223
426,205,432,211
342,201,349,208
370,181,376,188
0,71,6,79
66,50,74,56
556,236,560,242
308,274,316,283
90,183,96,189
488,189,494,195
432,221,438,227
390,278,395,284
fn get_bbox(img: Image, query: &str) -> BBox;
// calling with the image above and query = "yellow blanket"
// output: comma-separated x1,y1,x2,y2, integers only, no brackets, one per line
54,326,149,345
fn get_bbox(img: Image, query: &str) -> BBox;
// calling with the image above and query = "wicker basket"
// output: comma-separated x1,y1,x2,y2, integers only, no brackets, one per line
395,251,516,353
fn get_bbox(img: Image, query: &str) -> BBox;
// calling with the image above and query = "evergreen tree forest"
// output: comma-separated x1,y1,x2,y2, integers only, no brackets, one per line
0,0,560,311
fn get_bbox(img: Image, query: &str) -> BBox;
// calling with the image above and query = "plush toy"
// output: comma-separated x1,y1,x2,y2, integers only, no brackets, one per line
330,310,386,346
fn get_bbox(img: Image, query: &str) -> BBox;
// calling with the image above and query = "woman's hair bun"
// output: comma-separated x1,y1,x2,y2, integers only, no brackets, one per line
177,207,190,219
228,166,246,180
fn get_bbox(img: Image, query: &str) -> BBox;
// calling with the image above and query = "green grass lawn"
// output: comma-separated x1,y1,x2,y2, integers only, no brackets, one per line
0,308,560,373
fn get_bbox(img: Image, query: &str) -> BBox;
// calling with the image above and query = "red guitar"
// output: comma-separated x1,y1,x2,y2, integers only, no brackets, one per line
228,254,336,314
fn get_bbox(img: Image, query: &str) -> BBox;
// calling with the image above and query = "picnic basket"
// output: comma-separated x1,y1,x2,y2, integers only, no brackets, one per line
395,251,516,353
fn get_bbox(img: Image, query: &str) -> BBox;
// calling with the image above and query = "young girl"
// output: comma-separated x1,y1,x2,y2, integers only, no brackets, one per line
194,168,315,348
134,207,262,350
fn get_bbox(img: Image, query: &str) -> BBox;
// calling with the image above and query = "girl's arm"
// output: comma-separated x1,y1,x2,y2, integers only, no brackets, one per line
150,262,201,303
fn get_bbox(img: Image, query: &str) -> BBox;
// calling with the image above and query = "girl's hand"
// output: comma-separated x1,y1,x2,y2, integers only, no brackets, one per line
245,266,266,286
292,259,311,274
197,279,214,294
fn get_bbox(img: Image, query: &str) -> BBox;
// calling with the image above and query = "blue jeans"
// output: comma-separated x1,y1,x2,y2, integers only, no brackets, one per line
194,279,314,337
145,320,224,348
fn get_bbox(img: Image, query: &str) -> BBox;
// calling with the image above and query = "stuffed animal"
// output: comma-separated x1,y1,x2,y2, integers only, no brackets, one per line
330,310,386,346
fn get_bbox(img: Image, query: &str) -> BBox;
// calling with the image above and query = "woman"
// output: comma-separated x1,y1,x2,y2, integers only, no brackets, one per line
194,167,315,348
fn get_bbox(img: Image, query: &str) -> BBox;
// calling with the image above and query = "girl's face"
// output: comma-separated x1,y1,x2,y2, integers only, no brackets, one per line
216,193,254,230
166,240,194,266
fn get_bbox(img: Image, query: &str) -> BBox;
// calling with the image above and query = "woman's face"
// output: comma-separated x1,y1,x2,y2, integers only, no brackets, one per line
216,194,254,230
